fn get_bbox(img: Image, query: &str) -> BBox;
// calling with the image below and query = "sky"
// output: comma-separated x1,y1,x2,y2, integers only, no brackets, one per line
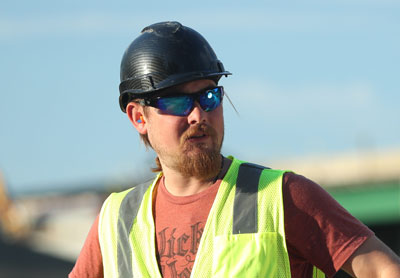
1,1,399,195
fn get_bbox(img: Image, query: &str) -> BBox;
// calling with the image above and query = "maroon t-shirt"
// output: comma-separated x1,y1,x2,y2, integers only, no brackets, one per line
69,172,373,278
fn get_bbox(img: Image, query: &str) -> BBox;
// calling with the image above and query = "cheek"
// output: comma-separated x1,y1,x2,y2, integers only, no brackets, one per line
213,106,224,131
148,115,186,142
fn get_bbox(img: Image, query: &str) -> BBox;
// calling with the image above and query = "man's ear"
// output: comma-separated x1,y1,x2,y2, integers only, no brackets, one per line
126,102,147,135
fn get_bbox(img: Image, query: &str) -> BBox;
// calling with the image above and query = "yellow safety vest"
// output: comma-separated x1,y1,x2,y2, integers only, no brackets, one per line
99,157,325,277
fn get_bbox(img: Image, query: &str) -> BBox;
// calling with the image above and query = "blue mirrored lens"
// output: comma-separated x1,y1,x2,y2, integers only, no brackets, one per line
156,96,193,116
150,86,223,116
199,88,221,112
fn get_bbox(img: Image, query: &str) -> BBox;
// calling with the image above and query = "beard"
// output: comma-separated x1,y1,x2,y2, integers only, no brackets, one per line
156,123,223,181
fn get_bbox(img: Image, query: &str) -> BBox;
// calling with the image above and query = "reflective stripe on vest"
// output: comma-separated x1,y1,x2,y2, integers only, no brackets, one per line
233,162,266,234
118,181,152,277
99,157,325,278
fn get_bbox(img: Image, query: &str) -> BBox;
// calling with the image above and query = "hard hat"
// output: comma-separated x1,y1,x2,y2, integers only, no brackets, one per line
118,21,231,112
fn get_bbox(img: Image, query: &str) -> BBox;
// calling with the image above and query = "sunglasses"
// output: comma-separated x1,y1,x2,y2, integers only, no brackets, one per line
138,86,224,116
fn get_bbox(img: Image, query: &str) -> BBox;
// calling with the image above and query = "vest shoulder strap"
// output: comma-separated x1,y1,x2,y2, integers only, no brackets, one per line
233,162,269,234
117,179,154,277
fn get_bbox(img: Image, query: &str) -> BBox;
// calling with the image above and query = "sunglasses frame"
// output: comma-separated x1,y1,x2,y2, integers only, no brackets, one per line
138,86,224,116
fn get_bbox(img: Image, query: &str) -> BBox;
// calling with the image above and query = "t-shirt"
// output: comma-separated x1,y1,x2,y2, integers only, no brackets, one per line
154,176,221,277
69,172,373,278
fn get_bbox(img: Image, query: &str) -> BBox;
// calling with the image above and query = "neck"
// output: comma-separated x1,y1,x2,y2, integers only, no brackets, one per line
160,156,231,196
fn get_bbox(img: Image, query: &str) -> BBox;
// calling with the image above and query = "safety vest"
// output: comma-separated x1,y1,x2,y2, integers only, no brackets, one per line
99,157,325,278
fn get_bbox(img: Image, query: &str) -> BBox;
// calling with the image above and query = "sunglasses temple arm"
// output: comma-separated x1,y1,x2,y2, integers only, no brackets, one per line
224,93,240,116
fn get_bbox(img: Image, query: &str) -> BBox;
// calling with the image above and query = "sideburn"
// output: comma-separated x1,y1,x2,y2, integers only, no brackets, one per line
137,106,163,172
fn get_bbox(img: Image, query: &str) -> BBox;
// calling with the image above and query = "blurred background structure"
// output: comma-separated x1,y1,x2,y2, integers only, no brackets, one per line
1,0,399,277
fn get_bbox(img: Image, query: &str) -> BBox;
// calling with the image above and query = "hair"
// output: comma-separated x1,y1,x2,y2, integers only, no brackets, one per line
137,106,162,172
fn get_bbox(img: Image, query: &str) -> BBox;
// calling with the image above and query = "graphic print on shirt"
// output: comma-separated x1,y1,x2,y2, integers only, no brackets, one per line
157,222,203,278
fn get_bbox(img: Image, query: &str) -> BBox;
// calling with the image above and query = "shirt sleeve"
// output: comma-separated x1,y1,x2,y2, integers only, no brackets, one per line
283,172,374,277
69,214,103,278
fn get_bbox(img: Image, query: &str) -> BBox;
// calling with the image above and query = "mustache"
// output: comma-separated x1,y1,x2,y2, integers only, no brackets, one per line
181,123,217,142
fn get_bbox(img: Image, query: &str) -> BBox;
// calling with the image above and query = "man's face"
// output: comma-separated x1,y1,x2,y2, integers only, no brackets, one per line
143,79,224,180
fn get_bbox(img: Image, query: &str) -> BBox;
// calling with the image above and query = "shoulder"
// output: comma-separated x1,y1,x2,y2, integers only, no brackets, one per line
104,177,158,205
281,170,372,236
281,171,374,276
282,172,333,211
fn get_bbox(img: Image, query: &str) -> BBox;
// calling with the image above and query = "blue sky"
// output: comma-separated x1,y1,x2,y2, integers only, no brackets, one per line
1,1,399,195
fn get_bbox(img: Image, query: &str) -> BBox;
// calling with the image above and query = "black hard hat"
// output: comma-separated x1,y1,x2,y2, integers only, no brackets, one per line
119,21,231,112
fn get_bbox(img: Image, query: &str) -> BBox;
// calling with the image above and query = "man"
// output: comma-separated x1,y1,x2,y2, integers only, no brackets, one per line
70,21,400,278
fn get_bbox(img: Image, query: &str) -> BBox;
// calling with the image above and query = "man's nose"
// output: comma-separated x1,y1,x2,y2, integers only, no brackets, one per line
187,102,206,125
